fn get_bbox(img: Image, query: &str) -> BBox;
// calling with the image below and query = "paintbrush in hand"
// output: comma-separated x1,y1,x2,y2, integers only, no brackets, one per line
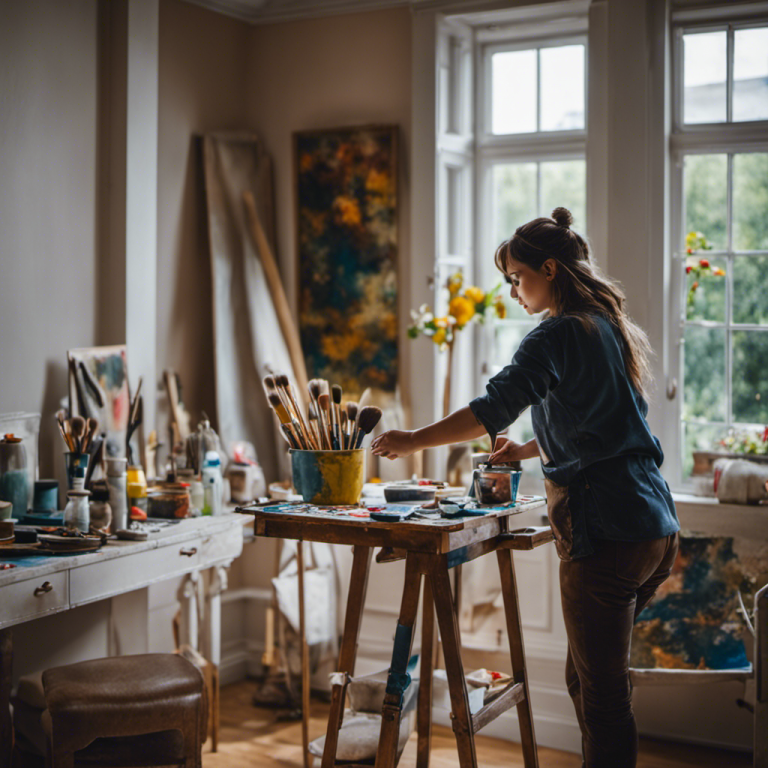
354,406,382,449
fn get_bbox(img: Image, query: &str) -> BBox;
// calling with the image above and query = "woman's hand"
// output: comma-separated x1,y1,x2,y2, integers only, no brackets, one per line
370,430,418,460
488,437,531,465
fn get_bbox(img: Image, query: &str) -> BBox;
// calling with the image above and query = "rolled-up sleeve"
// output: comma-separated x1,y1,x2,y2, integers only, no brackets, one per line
469,322,563,440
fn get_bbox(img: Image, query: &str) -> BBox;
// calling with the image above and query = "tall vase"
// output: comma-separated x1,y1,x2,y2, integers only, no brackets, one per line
442,340,454,419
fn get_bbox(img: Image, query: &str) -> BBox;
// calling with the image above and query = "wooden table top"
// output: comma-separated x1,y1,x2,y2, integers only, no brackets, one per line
237,495,546,555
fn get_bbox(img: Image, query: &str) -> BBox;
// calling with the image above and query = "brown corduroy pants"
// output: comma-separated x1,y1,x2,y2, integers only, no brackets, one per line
559,532,679,768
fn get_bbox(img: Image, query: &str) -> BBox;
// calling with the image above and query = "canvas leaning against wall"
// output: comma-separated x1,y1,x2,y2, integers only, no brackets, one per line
294,125,398,397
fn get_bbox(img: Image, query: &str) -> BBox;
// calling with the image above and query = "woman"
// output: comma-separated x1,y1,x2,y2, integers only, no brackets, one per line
371,207,680,768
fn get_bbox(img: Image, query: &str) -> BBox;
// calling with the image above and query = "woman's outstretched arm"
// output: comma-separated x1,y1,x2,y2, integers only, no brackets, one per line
371,405,486,460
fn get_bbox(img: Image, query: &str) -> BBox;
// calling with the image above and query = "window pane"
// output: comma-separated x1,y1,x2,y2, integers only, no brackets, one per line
734,255,768,326
493,321,537,365
540,45,585,131
733,153,768,251
685,256,726,323
540,160,586,232
492,163,537,245
682,423,729,478
684,154,727,250
492,49,537,134
733,28,768,122
732,330,768,423
683,326,726,422
683,31,727,124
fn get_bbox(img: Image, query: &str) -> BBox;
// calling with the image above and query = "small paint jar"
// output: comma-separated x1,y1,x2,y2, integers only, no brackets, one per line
148,485,190,519
33,479,59,511
89,483,112,532
127,465,148,512
63,489,91,533
188,478,204,516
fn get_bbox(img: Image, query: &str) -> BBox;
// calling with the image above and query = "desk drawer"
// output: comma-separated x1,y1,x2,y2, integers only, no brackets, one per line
70,539,202,606
2,571,69,627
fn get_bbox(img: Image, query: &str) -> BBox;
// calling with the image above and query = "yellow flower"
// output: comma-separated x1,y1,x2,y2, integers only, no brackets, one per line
433,328,447,345
448,272,464,296
713,268,726,276
464,286,485,304
449,296,475,327
494,298,507,319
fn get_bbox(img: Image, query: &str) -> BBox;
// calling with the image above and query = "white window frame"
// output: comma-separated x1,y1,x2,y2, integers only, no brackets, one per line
669,7,768,490
474,30,588,395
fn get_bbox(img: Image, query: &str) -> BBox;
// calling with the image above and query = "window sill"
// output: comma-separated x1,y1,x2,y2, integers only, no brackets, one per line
671,491,768,537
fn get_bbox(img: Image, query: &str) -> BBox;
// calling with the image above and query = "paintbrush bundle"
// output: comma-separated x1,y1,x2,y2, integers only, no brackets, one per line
263,373,383,451
55,410,99,454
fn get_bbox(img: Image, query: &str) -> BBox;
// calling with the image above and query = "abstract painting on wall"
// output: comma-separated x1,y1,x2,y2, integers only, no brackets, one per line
294,125,398,396
631,534,760,670
68,346,131,459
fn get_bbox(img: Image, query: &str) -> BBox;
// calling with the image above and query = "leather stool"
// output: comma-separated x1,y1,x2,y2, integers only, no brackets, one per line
41,654,206,768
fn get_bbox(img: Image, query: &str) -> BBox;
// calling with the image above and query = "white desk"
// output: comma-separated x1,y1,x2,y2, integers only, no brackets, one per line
0,514,244,631
0,514,244,767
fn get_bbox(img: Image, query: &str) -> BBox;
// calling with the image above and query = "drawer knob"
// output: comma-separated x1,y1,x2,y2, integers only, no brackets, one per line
34,581,53,597
180,547,198,557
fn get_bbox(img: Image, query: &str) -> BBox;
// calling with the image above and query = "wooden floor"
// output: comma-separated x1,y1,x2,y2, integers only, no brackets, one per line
204,680,751,768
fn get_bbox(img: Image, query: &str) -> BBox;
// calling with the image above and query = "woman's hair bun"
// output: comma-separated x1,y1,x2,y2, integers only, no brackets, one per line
551,207,573,228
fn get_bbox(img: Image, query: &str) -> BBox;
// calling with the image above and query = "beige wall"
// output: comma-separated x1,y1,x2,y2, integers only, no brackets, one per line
245,7,413,424
156,0,250,431
0,0,99,480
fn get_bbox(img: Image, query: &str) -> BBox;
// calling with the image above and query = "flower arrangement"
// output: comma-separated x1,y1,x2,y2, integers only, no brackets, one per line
717,426,768,457
408,272,506,352
409,271,506,417
685,231,725,314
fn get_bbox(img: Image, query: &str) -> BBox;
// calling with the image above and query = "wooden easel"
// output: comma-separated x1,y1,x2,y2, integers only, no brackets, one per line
240,496,550,768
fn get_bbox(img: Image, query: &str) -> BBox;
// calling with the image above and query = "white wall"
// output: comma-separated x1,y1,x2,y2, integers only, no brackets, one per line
0,0,99,486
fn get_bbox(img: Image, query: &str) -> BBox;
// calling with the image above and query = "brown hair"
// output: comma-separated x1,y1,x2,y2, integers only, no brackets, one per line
494,207,655,400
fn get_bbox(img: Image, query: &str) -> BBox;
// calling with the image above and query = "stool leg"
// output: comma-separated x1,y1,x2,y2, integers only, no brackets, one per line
321,546,373,768
417,577,436,768
497,548,539,768
375,555,423,768
430,562,477,768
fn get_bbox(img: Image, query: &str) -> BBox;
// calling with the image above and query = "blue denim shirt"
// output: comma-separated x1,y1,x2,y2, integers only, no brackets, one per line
470,312,679,558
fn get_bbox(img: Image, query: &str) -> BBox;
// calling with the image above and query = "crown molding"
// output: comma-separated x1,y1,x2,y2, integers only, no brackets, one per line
183,0,412,25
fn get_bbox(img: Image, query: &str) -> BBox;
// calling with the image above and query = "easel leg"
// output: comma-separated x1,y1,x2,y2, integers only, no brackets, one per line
417,577,436,768
297,541,310,768
321,546,373,768
497,548,539,768
431,562,477,768
375,556,423,768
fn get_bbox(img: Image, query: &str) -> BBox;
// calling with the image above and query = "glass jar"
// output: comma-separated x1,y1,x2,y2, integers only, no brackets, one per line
0,434,29,519
63,489,91,533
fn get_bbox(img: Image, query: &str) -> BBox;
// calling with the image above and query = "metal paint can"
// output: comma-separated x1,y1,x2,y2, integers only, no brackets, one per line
290,449,365,506
472,464,523,506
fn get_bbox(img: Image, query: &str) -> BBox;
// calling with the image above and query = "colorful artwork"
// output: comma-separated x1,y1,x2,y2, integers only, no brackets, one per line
631,535,756,670
294,125,398,396
68,346,131,459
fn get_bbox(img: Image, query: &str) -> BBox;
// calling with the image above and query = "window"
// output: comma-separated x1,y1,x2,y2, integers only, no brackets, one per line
672,17,768,481
476,31,588,455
